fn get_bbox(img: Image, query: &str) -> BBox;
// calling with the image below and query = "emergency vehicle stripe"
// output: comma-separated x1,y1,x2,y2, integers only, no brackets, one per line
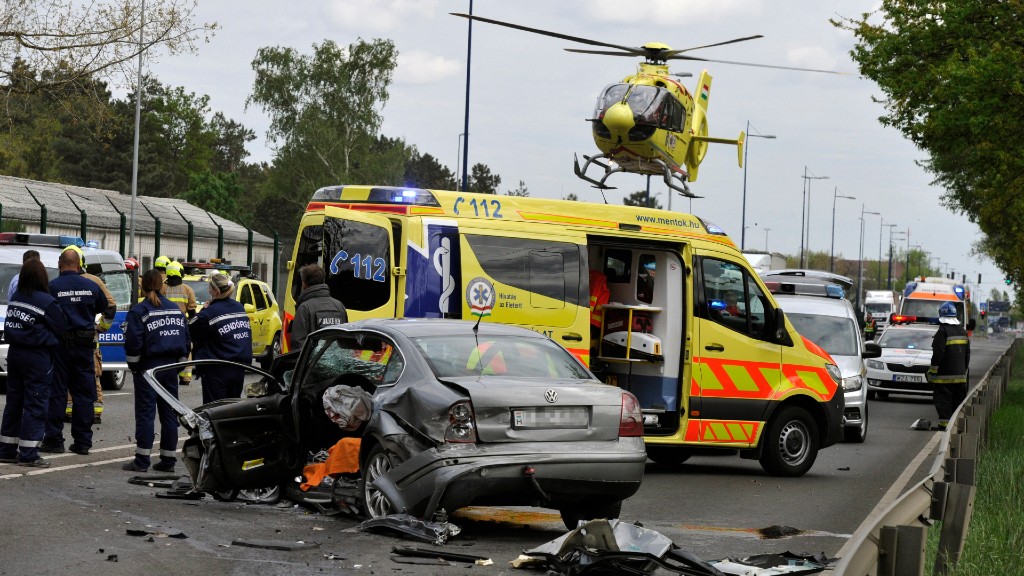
684,420,762,444
9,301,45,316
691,357,837,401
905,293,958,301
209,312,249,326
140,310,181,322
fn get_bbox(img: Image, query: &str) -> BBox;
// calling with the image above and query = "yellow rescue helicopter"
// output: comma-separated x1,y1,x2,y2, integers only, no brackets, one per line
453,13,841,197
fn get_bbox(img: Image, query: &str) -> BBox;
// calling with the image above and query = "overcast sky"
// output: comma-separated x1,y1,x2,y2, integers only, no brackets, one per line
145,0,1011,300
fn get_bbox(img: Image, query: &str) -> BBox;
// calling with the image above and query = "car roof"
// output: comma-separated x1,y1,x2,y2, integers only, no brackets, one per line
343,318,550,340
773,293,857,320
0,245,124,268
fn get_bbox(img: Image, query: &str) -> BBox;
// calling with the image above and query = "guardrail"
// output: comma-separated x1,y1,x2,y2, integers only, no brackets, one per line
834,338,1018,575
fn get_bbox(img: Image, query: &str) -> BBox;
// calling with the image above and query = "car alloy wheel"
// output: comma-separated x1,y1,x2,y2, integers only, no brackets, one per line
362,445,399,518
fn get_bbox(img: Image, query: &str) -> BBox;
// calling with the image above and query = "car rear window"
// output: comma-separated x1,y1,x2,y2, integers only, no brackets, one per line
410,334,592,380
786,312,859,357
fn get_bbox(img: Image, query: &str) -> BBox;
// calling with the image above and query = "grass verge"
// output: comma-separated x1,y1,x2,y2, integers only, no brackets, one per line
925,344,1024,575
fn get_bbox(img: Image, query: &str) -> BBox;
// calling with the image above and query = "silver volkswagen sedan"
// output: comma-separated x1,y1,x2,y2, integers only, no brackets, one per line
146,319,647,530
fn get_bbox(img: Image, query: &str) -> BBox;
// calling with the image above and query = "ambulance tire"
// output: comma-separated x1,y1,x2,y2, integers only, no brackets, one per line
646,446,692,466
559,499,623,531
759,406,819,477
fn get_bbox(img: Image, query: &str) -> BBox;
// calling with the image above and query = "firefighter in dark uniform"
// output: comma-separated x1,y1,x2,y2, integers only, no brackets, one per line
41,248,110,455
189,273,253,404
927,302,970,430
0,260,66,467
122,269,191,472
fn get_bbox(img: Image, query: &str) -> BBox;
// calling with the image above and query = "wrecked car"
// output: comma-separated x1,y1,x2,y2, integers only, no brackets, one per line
144,318,647,529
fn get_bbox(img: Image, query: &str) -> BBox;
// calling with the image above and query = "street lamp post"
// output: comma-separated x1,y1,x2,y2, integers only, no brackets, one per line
830,187,855,273
888,229,905,290
740,121,776,250
460,0,474,192
857,204,880,313
879,222,897,289
800,167,829,268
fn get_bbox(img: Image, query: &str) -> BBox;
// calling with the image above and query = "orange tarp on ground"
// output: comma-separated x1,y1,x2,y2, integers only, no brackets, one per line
300,437,361,491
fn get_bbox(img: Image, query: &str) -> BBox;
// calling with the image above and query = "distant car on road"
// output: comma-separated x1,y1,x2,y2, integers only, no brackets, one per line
865,325,937,399
145,319,647,530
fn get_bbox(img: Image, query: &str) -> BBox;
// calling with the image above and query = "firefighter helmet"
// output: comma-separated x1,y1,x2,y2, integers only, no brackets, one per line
939,302,957,318
154,255,171,271
165,261,184,278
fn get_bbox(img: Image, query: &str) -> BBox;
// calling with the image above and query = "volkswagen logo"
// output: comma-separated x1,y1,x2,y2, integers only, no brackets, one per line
544,389,558,404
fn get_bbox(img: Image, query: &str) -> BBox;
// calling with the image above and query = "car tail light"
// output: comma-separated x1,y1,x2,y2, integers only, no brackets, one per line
445,401,478,443
618,392,643,437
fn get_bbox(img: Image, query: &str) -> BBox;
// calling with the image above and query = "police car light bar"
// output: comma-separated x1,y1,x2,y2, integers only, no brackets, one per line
890,314,918,324
0,232,84,248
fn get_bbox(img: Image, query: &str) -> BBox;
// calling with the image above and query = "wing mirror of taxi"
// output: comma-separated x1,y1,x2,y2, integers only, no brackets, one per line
862,342,883,359
244,303,256,314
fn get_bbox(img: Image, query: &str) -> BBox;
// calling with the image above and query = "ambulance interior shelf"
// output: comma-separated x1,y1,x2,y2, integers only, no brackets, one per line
597,303,664,363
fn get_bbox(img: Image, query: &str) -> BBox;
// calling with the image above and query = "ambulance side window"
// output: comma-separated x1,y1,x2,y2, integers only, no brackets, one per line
603,250,632,283
700,257,774,342
291,225,324,302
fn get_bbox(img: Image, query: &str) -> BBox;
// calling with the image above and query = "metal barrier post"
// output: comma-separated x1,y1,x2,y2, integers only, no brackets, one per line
878,525,927,576
934,483,976,576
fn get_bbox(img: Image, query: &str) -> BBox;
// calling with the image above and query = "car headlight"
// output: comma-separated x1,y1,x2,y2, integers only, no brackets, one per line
824,363,842,387
865,360,884,370
842,375,864,391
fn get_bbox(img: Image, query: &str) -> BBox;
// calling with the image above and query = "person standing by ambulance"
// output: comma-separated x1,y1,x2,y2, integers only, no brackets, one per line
290,264,347,350
122,269,190,472
0,260,66,468
927,302,971,430
189,273,252,404
162,261,197,386
41,248,109,456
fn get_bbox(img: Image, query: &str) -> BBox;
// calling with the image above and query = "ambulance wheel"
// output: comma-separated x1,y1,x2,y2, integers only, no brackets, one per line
101,370,125,391
559,499,622,531
646,446,692,466
759,406,818,477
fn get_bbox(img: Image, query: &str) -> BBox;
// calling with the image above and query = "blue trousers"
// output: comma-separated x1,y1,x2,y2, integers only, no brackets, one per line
45,345,95,449
0,347,53,462
132,358,179,468
200,365,245,405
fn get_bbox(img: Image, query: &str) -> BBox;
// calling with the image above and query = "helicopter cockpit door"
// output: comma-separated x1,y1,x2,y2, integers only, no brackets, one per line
322,206,399,320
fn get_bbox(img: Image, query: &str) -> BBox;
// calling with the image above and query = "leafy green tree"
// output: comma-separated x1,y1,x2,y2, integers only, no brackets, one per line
468,163,501,194
623,190,662,209
507,180,529,197
248,38,400,229
183,170,249,221
835,1,1024,297
404,150,457,189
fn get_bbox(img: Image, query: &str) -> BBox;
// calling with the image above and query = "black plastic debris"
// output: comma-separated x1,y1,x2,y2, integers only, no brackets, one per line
757,525,803,539
520,519,726,576
126,526,187,539
127,474,181,488
156,476,204,500
392,545,489,564
106,555,118,562
390,555,450,566
230,539,320,551
357,514,461,545
709,551,832,575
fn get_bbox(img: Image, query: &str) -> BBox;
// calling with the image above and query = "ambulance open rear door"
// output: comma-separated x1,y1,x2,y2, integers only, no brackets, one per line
323,206,400,321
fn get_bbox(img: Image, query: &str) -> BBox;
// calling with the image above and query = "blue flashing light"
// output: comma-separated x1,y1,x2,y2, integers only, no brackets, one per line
85,240,100,249
953,285,965,300
825,285,845,299
709,299,726,310
58,235,85,248
903,282,917,297
402,189,418,197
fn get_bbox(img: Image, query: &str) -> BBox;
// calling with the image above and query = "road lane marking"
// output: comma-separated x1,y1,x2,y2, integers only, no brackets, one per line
0,436,189,479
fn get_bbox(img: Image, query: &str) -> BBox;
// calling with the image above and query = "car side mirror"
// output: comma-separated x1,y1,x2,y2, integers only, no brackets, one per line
774,308,790,344
244,303,256,314
862,342,882,359
967,318,977,331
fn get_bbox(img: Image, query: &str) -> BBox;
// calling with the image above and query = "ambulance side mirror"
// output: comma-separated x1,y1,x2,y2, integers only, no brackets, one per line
774,308,792,345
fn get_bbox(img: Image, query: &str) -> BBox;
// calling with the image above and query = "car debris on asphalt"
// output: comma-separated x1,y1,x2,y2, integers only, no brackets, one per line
230,539,320,551
357,513,461,545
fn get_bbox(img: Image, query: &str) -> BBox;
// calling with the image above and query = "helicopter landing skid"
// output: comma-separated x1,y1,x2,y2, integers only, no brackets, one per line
574,154,699,198
573,153,620,190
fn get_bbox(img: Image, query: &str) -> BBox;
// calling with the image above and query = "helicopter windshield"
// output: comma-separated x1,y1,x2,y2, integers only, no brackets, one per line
594,84,684,132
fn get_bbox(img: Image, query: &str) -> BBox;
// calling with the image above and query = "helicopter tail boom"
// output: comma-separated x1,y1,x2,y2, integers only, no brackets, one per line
691,131,746,168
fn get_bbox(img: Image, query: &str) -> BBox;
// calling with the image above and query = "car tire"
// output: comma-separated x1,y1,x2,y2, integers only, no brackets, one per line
100,370,126,391
844,403,868,443
239,485,282,505
758,406,819,477
646,446,692,466
260,333,281,371
361,444,401,519
558,499,623,531
211,489,239,502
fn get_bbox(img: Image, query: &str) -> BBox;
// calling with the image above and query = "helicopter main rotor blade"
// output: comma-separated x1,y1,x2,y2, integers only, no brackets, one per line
667,54,848,75
664,35,764,56
451,13,645,56
564,48,642,57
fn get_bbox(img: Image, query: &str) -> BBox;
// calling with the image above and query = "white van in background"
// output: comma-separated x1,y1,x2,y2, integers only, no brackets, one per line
864,290,898,330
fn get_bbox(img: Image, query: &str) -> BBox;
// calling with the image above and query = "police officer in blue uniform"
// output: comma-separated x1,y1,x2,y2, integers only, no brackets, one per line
0,260,66,467
41,248,109,455
190,273,253,404
122,269,191,472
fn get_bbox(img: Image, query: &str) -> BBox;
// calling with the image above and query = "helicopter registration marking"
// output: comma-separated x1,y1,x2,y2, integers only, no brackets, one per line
453,197,504,219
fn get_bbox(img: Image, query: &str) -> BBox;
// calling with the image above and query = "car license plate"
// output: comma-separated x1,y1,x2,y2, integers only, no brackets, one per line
893,374,922,383
512,406,589,429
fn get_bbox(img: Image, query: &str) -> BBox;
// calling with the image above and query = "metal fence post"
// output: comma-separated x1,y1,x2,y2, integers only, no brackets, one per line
106,197,127,256
64,192,88,240
24,186,47,233
934,483,976,576
173,207,194,261
140,202,160,261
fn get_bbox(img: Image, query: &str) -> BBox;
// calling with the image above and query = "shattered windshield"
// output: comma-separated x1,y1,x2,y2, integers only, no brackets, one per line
303,335,404,390
411,334,592,379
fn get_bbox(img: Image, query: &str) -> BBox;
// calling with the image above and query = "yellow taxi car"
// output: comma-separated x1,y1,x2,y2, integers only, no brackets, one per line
182,263,282,369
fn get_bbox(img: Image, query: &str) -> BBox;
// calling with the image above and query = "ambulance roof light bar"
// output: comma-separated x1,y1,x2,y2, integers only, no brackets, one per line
0,232,84,249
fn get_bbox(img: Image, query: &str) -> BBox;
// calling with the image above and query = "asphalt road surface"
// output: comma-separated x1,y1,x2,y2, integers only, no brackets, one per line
0,335,1012,575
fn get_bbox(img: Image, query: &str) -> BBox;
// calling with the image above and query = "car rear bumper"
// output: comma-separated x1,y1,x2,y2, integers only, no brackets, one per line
373,439,647,517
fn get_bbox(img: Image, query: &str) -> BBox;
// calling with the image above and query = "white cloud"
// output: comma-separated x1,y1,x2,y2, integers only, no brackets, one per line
328,0,439,33
588,0,759,26
395,50,461,84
